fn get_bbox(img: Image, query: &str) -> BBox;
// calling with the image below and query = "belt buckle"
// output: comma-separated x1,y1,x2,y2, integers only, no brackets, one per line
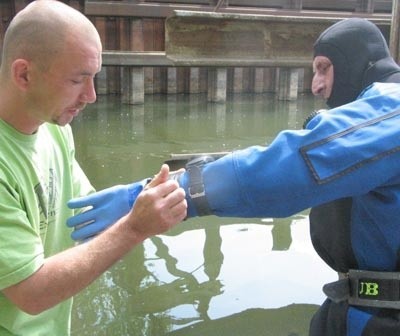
189,185,206,198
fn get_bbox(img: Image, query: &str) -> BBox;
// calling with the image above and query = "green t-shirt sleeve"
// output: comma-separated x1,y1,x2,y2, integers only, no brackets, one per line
0,179,44,290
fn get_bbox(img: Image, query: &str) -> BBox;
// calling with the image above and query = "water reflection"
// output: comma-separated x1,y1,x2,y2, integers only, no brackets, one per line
70,94,335,336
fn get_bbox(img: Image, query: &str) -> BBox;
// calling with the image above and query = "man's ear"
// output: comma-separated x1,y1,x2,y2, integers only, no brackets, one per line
11,59,31,90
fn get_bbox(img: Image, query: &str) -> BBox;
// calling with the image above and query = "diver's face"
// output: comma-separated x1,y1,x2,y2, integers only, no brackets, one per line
312,56,334,100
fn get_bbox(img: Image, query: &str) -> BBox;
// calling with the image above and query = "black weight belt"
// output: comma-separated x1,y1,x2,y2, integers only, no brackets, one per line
323,269,400,309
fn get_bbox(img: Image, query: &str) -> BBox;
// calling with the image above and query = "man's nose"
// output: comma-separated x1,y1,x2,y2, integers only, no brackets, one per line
81,78,97,104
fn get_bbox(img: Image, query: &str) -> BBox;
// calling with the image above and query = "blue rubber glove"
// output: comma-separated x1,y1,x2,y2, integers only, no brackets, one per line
66,178,150,241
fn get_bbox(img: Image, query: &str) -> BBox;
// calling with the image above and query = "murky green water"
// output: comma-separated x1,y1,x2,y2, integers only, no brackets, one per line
70,93,336,336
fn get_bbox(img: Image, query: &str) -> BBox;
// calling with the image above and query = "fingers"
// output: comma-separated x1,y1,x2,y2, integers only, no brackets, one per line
144,179,186,215
145,164,170,189
70,223,97,241
67,195,93,209
153,183,187,222
128,179,187,237
66,210,94,227
165,187,187,221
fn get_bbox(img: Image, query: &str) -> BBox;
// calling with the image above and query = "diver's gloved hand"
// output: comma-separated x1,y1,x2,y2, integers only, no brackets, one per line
66,178,149,241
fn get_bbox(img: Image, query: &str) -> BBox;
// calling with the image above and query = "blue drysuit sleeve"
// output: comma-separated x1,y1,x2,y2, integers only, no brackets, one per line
180,82,400,218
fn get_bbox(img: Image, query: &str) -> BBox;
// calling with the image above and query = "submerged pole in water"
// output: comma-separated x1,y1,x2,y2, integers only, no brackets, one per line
208,68,227,103
277,68,299,101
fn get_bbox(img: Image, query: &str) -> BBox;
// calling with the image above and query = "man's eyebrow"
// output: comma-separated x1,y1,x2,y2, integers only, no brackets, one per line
73,71,96,77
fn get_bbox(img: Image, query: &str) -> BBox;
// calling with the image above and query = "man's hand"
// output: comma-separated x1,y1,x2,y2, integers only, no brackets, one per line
125,164,187,238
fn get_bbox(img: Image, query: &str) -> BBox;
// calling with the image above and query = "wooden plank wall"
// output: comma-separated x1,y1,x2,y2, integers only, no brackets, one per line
0,1,394,98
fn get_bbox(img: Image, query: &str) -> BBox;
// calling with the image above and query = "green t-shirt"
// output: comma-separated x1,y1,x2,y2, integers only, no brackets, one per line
0,119,94,336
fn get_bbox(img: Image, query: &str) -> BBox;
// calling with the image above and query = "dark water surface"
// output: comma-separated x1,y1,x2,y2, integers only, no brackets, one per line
70,93,336,336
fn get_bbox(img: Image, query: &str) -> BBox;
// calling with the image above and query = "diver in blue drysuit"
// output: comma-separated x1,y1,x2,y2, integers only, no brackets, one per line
66,18,400,335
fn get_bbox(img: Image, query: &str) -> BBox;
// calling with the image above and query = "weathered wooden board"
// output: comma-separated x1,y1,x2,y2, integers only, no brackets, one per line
165,11,390,67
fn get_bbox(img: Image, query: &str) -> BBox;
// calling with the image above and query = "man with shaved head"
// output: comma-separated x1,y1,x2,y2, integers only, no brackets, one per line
0,1,187,335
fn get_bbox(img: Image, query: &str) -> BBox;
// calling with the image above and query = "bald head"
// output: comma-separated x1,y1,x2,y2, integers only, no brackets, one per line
1,0,101,75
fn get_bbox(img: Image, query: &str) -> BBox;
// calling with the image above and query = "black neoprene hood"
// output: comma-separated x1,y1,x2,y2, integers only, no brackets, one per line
313,18,392,108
